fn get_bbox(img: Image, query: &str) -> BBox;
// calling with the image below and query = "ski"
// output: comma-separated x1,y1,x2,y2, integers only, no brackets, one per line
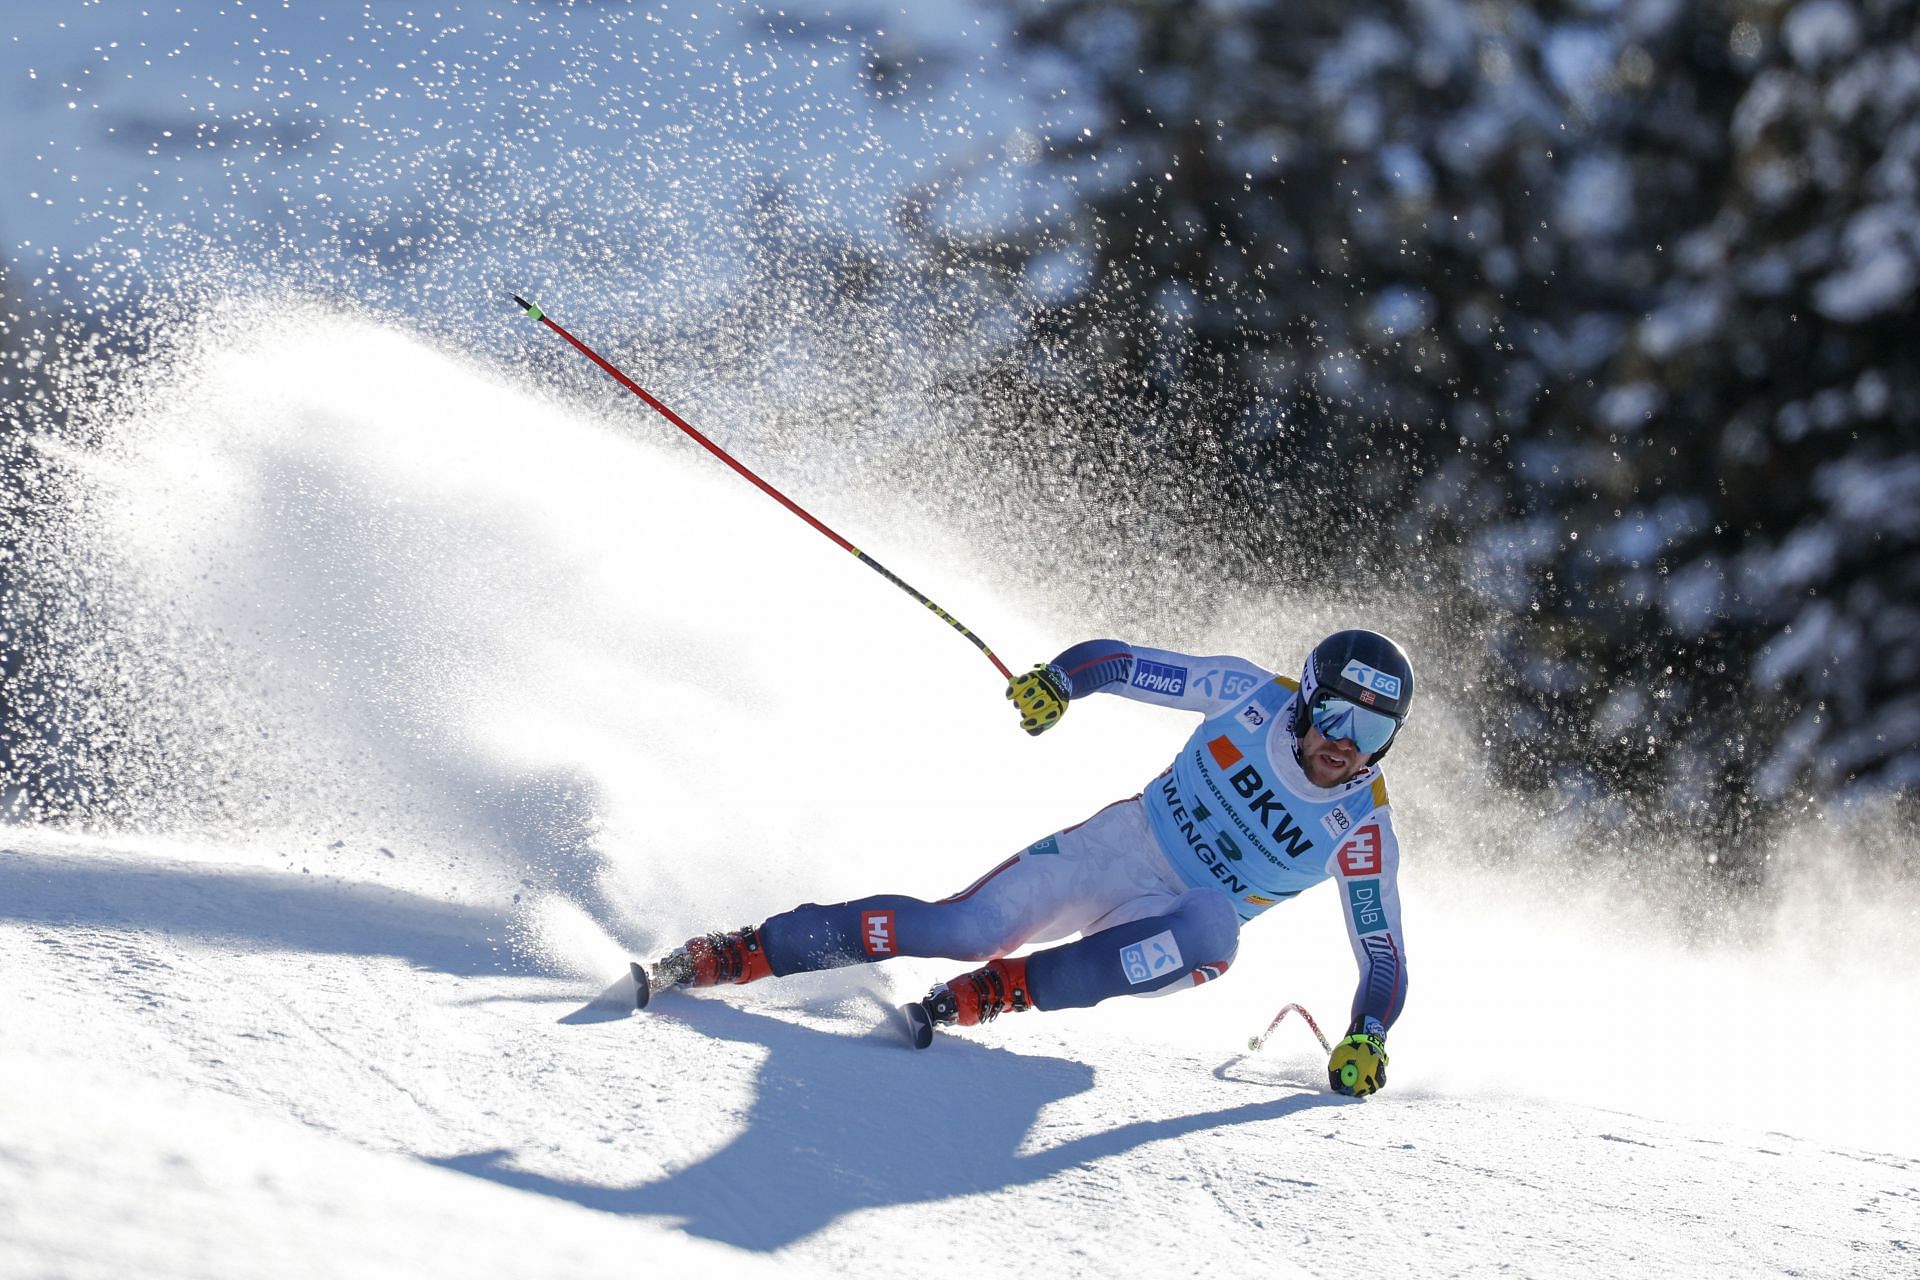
630,957,687,1010
903,1001,936,1050
631,961,653,1010
636,959,940,1049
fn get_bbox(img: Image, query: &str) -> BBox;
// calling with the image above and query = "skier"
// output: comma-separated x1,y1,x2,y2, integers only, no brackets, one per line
645,629,1413,1095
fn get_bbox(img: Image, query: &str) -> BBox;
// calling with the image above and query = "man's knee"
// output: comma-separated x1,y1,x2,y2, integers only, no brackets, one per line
1177,889,1241,970
942,900,1030,961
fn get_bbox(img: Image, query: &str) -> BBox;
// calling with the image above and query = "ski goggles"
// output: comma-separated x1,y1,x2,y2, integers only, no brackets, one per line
1309,697,1401,755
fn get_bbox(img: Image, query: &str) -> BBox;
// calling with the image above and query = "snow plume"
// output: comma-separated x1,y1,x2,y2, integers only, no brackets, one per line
3,303,1016,937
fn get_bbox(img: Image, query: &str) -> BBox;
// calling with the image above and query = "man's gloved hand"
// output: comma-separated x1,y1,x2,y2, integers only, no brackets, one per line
1007,663,1070,736
1328,1016,1389,1097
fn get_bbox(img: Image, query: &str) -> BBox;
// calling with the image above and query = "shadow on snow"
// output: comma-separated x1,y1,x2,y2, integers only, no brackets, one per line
431,992,1347,1251
0,847,540,978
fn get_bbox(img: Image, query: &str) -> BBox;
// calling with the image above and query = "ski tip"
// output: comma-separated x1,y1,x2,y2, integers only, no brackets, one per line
903,1002,935,1050
630,960,652,1011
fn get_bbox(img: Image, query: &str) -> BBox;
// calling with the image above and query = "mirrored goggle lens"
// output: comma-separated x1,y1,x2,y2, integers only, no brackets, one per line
1310,698,1399,754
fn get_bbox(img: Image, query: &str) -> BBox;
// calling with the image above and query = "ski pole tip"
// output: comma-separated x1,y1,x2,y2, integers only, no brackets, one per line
510,293,543,321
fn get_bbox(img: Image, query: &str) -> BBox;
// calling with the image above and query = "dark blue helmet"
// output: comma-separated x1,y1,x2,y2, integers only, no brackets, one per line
1291,629,1415,761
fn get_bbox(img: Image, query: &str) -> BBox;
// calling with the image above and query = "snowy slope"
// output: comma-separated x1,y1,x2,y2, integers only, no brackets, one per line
5,826,1913,1278
4,320,1916,1277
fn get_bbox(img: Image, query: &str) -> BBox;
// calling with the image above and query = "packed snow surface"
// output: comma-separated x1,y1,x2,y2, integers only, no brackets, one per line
3,320,1915,1277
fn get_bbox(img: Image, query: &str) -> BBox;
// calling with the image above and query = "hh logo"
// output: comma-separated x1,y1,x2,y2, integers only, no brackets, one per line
861,910,896,957
1337,826,1383,876
1238,703,1267,731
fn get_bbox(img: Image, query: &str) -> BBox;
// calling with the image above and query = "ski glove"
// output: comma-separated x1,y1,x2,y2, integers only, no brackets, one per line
1007,663,1070,736
1328,1016,1388,1097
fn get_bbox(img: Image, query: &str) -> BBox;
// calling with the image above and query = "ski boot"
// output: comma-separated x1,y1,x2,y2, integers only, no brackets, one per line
633,926,772,1009
904,957,1032,1049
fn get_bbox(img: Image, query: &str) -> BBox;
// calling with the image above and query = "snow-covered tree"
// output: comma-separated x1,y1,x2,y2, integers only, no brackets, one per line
972,0,1918,865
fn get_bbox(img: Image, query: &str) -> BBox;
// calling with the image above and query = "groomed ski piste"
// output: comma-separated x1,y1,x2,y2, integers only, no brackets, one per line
2,319,1915,1278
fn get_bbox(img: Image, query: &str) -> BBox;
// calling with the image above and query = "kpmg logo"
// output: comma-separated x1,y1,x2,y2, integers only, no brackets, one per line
1341,659,1403,700
1131,659,1188,695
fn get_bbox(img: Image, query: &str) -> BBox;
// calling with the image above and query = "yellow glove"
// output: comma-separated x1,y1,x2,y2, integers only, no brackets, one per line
1328,1020,1389,1097
1006,664,1070,736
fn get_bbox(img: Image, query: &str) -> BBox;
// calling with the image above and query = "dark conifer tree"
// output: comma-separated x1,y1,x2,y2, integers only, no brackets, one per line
961,0,1919,863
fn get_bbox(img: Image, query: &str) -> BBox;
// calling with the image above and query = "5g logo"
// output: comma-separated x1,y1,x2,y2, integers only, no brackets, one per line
1120,930,1184,984
1341,659,1403,699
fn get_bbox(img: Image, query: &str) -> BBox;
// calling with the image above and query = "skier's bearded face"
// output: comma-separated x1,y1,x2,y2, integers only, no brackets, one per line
1301,725,1370,788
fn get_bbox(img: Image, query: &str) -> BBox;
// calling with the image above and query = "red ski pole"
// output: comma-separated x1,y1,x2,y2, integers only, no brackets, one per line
512,294,1012,682
1246,1002,1335,1055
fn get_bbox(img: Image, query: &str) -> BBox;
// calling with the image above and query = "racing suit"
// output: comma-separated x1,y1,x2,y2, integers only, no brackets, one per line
755,641,1410,1033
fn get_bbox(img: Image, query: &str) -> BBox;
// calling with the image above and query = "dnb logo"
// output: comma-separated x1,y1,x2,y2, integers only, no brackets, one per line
861,910,897,957
1340,659,1403,701
1346,879,1388,934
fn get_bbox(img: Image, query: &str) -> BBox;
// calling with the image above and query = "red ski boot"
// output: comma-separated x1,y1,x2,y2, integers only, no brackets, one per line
636,926,773,1007
905,957,1032,1048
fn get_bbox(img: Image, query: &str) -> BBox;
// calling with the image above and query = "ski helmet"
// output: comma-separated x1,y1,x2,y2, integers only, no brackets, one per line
1291,629,1415,761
